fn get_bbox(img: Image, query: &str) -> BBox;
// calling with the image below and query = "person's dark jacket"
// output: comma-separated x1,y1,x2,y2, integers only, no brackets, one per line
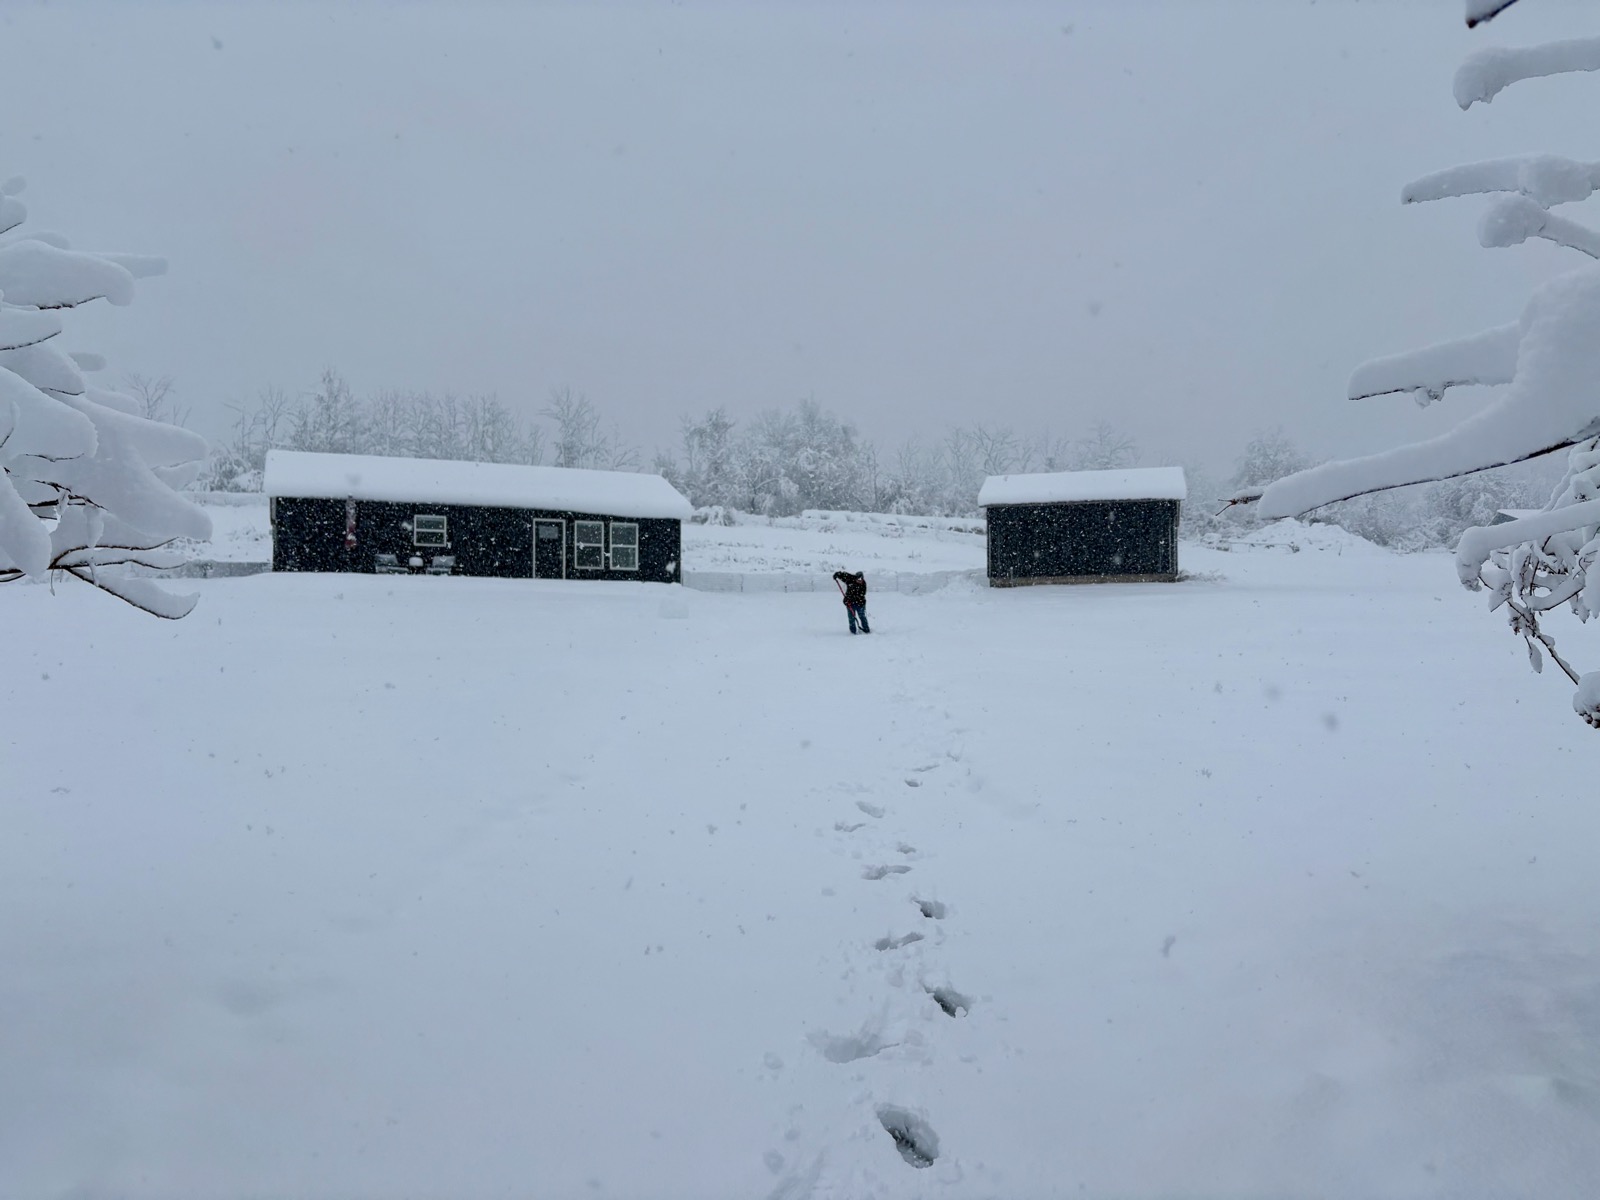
833,571,867,607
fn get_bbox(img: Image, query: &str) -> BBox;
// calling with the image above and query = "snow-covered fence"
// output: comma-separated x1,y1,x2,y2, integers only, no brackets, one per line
690,506,984,539
124,559,270,579
683,568,982,595
183,490,269,507
793,509,985,538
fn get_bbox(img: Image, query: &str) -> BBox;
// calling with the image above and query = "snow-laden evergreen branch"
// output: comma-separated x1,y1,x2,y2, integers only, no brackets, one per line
1404,156,1600,208
1480,195,1600,258
1242,267,1600,518
1245,6,1600,722
1455,36,1600,108
1346,323,1520,404
1466,0,1523,29
0,177,210,619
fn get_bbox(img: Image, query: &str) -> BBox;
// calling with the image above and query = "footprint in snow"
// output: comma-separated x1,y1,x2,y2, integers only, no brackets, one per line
877,1105,940,1169
855,800,886,819
808,1020,895,1064
924,983,973,1018
862,864,912,880
914,898,947,919
903,778,922,788
834,820,866,833
874,932,925,951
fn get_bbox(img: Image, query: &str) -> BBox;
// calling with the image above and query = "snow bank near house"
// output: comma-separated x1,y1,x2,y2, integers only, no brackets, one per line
1214,518,1397,556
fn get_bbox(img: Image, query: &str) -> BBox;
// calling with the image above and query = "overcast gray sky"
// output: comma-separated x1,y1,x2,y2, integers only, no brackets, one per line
1,0,1591,474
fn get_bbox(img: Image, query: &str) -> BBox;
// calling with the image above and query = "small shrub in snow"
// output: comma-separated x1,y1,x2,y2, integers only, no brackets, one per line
0,178,210,618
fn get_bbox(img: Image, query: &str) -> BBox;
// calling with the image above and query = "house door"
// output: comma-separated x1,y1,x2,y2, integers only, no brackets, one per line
533,520,565,578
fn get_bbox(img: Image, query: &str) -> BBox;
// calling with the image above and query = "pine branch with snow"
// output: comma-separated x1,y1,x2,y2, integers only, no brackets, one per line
1230,10,1600,723
1466,0,1522,29
0,177,210,618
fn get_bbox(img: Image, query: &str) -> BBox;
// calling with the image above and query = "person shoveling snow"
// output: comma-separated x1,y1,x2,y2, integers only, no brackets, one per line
833,569,871,635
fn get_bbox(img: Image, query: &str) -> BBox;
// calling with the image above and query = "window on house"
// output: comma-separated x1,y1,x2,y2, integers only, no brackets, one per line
575,520,605,570
610,522,639,571
413,514,448,547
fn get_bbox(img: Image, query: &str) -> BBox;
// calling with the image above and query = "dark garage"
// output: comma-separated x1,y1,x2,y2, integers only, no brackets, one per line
979,467,1187,586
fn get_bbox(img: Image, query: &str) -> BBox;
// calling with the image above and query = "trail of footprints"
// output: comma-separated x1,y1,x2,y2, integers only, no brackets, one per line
814,755,974,1172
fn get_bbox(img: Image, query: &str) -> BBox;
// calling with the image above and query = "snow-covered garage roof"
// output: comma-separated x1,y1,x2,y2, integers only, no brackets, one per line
264,450,693,520
978,466,1188,508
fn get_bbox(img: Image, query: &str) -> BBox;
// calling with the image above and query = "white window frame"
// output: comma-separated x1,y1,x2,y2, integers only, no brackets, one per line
413,514,448,547
574,520,605,571
609,522,640,572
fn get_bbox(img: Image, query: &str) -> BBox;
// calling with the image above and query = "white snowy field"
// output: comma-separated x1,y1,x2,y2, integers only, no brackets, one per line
6,533,1600,1200
681,510,984,575
171,495,275,563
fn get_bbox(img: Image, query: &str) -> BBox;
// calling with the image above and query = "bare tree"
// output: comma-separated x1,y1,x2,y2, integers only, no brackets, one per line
207,385,294,491
972,425,1024,478
123,372,190,427
941,427,983,514
1031,430,1073,472
541,387,637,471
462,394,536,464
1069,421,1139,471
290,369,363,455
361,388,413,458
1230,427,1311,492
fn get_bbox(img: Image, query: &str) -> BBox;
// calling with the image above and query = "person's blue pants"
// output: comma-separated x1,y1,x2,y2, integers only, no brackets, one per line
846,602,870,634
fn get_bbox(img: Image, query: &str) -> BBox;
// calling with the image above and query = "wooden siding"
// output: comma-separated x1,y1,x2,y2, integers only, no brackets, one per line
986,499,1179,583
271,497,682,583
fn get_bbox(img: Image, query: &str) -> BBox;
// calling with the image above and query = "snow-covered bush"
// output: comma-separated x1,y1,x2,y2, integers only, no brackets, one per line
1230,4,1600,723
0,178,210,618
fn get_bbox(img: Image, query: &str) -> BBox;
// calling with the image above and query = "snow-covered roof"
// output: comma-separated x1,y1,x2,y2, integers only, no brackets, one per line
978,467,1188,508
264,451,693,520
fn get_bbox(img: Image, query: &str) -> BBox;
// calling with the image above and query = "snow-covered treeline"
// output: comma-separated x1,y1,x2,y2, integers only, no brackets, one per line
206,372,1536,549
206,372,597,490
208,378,1137,518
654,407,1144,518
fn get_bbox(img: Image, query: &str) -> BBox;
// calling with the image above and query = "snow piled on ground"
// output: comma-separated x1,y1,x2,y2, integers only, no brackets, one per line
178,495,272,561
1202,517,1397,556
6,529,1600,1198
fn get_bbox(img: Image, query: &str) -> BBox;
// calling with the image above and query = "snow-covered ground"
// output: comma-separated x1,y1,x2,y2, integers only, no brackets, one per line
174,494,274,563
7,528,1600,1199
683,510,985,576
